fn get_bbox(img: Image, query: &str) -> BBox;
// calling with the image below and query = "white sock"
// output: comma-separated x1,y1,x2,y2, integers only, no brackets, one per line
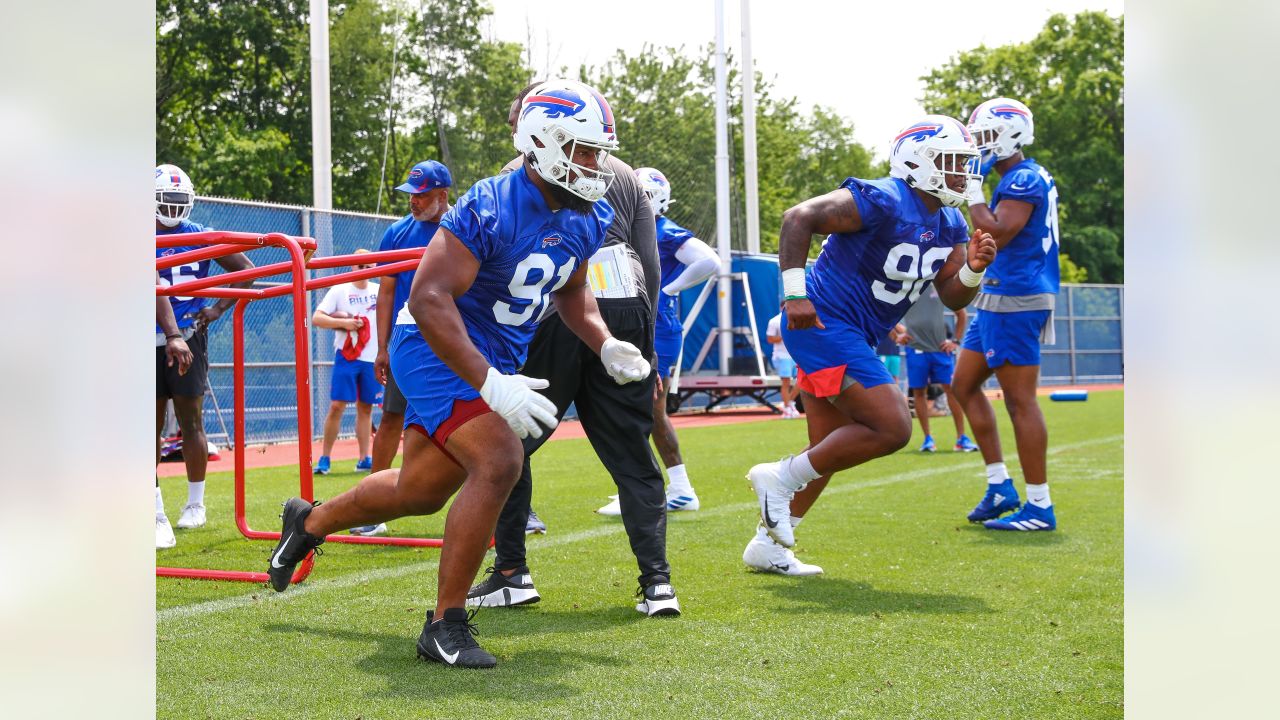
790,516,804,528
187,480,206,506
1026,483,1052,508
666,464,691,492
755,523,771,540
781,452,820,491
986,462,1011,485
155,486,166,517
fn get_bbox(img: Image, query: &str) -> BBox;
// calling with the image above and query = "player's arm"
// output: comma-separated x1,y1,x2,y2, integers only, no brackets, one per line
551,262,610,352
408,228,490,389
933,229,997,311
968,199,1034,250
157,272,193,375
945,307,968,352
778,189,863,330
662,238,719,295
195,251,256,328
413,228,559,438
373,274,396,384
553,263,652,385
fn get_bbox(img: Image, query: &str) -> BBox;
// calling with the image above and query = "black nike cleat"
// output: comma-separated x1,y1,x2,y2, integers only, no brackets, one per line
416,607,497,669
466,566,541,608
635,574,681,617
266,498,325,592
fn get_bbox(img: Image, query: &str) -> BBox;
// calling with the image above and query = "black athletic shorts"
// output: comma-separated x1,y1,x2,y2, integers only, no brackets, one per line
157,327,209,399
382,361,407,415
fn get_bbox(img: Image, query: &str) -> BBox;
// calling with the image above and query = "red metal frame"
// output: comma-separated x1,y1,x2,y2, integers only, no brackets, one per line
156,232,450,584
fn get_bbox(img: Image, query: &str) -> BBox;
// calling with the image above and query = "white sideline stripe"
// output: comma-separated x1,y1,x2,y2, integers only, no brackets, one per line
158,434,1121,624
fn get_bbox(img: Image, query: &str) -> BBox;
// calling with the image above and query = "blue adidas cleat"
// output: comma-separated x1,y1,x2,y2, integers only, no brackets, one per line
314,456,331,475
354,456,373,472
967,480,1021,522
919,435,937,453
954,435,979,452
983,502,1056,531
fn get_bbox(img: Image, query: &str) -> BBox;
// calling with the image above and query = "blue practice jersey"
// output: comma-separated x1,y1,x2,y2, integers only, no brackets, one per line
982,158,1059,297
156,219,213,331
377,214,440,317
398,166,614,373
808,177,970,344
655,216,695,335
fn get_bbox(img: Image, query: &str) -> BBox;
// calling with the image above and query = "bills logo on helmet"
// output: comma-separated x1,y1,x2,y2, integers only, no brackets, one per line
589,88,615,136
523,90,585,121
646,171,668,187
541,235,562,248
989,105,1030,119
893,123,943,155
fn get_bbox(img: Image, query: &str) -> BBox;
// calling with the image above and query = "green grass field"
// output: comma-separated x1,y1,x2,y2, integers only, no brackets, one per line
157,391,1123,719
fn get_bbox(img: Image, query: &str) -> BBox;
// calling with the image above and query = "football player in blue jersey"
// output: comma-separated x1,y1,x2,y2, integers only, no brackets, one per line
745,116,997,556
265,80,652,669
594,167,719,516
367,159,452,483
154,164,254,546
952,98,1061,531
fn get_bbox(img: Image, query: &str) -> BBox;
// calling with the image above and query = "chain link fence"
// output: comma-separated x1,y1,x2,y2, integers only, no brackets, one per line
187,197,401,447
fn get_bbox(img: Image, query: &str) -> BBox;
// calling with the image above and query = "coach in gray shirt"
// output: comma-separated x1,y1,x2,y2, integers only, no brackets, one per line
467,81,679,617
898,286,979,453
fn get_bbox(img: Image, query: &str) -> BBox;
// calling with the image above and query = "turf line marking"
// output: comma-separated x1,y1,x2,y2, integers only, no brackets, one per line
158,433,1120,624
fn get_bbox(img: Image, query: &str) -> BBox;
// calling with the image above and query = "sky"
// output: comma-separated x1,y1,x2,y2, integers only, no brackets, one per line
483,0,1124,159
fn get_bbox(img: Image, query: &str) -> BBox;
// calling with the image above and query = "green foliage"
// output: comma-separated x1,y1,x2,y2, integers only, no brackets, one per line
921,11,1124,282
591,45,876,254
1060,252,1089,284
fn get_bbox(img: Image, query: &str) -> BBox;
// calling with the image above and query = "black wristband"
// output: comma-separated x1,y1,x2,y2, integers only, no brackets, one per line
165,333,183,340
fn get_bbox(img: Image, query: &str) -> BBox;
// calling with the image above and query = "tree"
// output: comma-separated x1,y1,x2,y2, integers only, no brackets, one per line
589,45,877,255
921,11,1124,283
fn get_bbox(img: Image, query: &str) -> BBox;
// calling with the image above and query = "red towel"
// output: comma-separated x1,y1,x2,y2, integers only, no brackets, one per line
341,315,371,361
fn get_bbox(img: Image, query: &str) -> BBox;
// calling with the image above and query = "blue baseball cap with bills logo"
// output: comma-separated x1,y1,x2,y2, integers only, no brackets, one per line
395,160,452,194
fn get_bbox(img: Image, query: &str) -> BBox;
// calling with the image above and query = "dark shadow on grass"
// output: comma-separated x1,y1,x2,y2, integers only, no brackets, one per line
756,576,993,616
475,603,659,639
262,621,621,702
956,523,1067,547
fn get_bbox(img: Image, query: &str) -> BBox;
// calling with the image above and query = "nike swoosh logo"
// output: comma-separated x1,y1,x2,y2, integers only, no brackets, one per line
271,533,293,569
434,638,459,665
772,563,790,572
762,492,778,528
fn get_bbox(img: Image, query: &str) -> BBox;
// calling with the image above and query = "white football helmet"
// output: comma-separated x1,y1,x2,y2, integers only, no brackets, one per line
155,164,195,227
887,115,981,208
514,79,619,202
633,167,672,216
967,97,1034,171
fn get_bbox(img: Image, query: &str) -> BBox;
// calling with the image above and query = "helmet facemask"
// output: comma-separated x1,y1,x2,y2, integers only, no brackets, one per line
155,190,193,227
526,129,616,204
900,145,982,208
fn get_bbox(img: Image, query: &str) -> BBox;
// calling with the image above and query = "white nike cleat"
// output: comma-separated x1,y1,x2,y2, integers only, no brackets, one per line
665,488,700,512
176,503,206,529
743,533,823,576
156,515,177,549
748,460,796,547
596,495,621,516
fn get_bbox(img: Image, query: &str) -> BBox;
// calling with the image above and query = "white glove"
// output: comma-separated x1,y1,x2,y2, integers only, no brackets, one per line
478,367,558,439
600,337,651,384
965,180,987,207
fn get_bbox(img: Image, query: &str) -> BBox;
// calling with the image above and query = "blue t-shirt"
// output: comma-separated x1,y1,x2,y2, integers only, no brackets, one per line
982,158,1060,297
655,216,696,336
156,219,213,332
808,177,970,344
399,166,614,373
377,214,440,317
